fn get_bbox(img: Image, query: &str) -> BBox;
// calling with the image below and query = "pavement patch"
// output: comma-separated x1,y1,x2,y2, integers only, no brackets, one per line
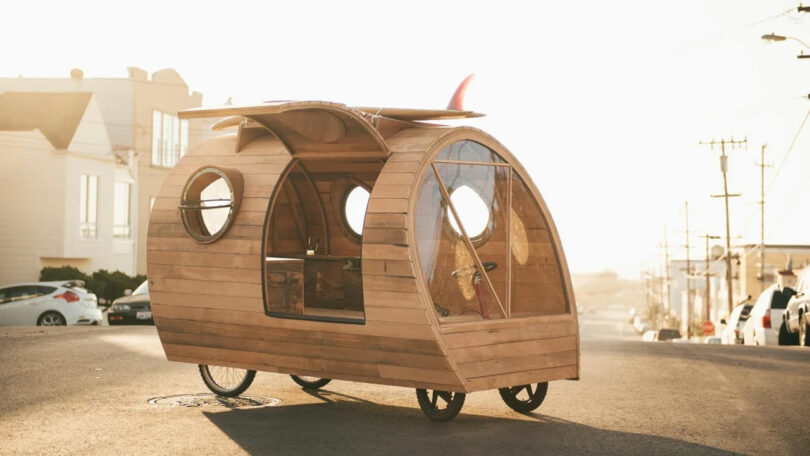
148,393,280,409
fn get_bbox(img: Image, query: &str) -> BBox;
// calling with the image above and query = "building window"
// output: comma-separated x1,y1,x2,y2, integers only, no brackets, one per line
113,181,131,239
80,174,99,239
151,110,189,167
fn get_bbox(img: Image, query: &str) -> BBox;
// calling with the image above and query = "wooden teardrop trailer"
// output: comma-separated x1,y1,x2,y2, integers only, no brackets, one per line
148,100,579,421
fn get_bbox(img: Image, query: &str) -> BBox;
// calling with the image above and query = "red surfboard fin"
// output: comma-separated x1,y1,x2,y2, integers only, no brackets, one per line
446,74,475,111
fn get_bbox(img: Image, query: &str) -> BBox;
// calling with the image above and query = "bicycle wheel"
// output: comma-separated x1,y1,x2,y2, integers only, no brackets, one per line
290,375,332,389
198,364,256,397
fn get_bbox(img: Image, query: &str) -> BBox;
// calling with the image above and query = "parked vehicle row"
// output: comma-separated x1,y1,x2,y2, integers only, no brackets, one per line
717,276,809,347
0,280,102,326
0,279,152,327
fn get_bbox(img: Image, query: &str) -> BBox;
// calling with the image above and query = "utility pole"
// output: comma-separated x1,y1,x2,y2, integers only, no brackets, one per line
700,137,746,315
700,234,721,323
656,234,672,329
684,201,692,340
756,143,772,295
662,232,671,321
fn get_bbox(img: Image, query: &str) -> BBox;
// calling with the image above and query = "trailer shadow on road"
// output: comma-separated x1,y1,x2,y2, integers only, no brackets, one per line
203,389,739,456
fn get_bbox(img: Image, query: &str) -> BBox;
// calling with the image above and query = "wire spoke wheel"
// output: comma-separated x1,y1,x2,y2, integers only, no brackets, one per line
198,364,256,397
499,382,548,413
290,375,332,390
415,388,465,421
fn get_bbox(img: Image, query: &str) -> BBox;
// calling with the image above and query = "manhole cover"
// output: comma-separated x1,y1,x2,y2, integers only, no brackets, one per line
148,393,280,409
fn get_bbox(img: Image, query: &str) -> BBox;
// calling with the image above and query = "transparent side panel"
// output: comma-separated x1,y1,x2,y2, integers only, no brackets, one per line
435,140,506,163
416,166,504,321
510,171,568,316
435,162,509,318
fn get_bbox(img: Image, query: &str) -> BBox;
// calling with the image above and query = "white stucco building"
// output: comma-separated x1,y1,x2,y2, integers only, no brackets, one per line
0,92,137,284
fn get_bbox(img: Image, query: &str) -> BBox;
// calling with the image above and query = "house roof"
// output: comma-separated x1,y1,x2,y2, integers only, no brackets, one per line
0,92,92,149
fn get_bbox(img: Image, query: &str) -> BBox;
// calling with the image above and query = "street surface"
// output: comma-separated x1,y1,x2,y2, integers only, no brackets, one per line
1,310,808,455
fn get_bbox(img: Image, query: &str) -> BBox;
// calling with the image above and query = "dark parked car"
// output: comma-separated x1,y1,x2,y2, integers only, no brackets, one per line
657,328,682,341
107,281,152,325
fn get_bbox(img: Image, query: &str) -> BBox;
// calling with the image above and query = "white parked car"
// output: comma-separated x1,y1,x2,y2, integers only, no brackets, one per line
632,316,652,334
743,284,795,346
720,303,753,345
0,280,102,326
782,268,810,346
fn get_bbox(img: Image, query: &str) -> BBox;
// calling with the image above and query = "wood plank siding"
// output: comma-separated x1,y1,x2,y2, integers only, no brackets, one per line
149,105,579,394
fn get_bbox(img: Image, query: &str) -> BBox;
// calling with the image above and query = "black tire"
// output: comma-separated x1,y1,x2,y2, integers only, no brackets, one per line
37,311,66,326
415,389,465,421
778,322,799,346
499,382,549,413
800,313,810,347
290,375,332,389
198,364,256,397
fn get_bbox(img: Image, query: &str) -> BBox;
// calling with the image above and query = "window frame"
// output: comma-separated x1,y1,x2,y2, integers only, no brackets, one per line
330,177,372,244
79,174,99,239
113,181,132,239
151,110,189,168
179,167,244,244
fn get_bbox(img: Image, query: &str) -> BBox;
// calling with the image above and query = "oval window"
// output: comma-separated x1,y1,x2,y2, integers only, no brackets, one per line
448,185,490,238
180,167,243,243
344,186,370,235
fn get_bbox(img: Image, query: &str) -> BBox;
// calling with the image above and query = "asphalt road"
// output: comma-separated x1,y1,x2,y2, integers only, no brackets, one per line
1,312,808,456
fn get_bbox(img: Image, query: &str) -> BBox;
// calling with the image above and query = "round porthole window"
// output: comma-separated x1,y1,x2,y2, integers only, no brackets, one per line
344,186,370,235
448,185,490,238
180,167,243,243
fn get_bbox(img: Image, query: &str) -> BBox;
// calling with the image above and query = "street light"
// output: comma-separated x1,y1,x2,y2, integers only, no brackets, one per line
761,33,810,59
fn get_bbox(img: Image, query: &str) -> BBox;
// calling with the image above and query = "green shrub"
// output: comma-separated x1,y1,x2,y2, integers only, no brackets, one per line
90,269,147,304
39,265,90,283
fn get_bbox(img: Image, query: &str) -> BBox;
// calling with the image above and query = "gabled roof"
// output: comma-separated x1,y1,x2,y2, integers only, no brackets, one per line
0,92,93,149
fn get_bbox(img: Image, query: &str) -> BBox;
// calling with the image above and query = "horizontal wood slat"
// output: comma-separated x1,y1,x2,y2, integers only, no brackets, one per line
442,319,577,349
158,329,450,370
147,251,260,269
362,259,414,278
156,318,444,356
146,237,262,255
449,335,577,364
152,303,437,341
150,291,262,313
151,278,262,298
464,365,578,392
166,350,463,392
148,264,263,284
458,349,577,379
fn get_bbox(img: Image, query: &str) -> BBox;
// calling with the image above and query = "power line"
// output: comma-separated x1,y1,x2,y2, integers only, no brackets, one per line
736,106,810,239
670,7,796,54
766,106,810,194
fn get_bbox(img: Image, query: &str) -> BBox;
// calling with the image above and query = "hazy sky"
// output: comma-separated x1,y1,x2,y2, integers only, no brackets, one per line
4,0,810,277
